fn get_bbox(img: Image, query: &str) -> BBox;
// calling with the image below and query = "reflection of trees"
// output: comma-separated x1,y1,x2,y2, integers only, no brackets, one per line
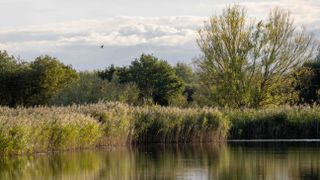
0,143,320,179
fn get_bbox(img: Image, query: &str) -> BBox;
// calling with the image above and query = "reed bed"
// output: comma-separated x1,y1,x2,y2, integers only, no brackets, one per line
132,106,229,143
227,106,320,139
0,102,229,155
0,107,102,154
1,103,320,155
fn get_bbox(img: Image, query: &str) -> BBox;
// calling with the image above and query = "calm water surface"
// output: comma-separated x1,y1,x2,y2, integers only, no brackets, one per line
1,142,320,180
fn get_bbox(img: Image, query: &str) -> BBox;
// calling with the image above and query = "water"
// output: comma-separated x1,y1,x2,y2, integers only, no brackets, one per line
1,142,320,180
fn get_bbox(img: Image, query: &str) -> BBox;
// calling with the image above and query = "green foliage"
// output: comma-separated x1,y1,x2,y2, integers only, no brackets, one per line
133,106,229,143
296,49,320,104
227,106,320,139
0,53,79,107
174,62,195,85
26,55,79,105
98,64,128,83
99,54,184,106
74,102,135,145
174,62,197,104
0,107,102,154
0,51,30,106
0,51,17,72
168,94,189,107
196,6,316,108
51,72,139,105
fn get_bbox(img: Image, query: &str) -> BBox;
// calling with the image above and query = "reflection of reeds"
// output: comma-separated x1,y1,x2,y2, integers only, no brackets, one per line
1,143,319,180
91,143,227,180
0,151,102,180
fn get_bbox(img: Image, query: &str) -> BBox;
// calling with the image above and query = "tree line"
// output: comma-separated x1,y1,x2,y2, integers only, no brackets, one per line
0,5,319,108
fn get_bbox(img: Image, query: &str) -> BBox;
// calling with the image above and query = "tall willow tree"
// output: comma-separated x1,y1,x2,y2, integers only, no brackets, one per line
196,6,316,108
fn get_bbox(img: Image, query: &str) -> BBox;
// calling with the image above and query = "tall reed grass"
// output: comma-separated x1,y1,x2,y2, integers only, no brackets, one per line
0,102,229,154
0,106,102,154
227,106,320,139
1,103,320,155
133,106,229,143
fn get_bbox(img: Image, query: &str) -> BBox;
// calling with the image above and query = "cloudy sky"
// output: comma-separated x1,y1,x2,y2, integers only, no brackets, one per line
0,0,319,70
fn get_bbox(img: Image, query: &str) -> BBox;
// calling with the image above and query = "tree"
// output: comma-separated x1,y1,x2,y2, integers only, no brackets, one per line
98,64,130,84
0,51,17,105
296,49,320,104
196,6,316,108
174,62,195,85
0,53,79,107
98,64,120,82
0,51,31,106
51,72,139,105
99,54,184,106
26,55,79,105
174,62,196,104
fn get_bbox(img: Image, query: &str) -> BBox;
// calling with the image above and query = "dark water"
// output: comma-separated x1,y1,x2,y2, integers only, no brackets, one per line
1,142,320,180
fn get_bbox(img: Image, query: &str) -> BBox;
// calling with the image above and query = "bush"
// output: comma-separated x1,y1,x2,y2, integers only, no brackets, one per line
51,72,139,106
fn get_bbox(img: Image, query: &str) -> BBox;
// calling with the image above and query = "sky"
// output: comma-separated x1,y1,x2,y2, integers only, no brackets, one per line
0,0,319,70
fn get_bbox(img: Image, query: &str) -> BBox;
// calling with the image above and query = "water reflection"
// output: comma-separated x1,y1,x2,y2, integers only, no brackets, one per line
0,142,320,180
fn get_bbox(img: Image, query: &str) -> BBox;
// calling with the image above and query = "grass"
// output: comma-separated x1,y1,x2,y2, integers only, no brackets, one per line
0,102,228,155
0,106,102,154
132,106,229,143
1,103,320,155
227,106,320,139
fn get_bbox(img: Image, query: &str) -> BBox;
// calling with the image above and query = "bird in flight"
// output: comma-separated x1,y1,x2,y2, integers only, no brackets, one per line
100,45,104,48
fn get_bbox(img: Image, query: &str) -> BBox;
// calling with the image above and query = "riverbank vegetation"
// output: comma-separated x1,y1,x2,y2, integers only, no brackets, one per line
0,102,229,154
1,99,319,156
227,106,320,139
1,102,320,155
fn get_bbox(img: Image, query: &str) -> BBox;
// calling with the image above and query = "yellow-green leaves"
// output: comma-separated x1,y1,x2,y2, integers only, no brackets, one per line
196,5,317,108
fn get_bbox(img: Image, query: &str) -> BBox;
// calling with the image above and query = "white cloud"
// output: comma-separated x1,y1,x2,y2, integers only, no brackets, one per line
0,16,205,51
240,0,320,25
0,16,205,69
